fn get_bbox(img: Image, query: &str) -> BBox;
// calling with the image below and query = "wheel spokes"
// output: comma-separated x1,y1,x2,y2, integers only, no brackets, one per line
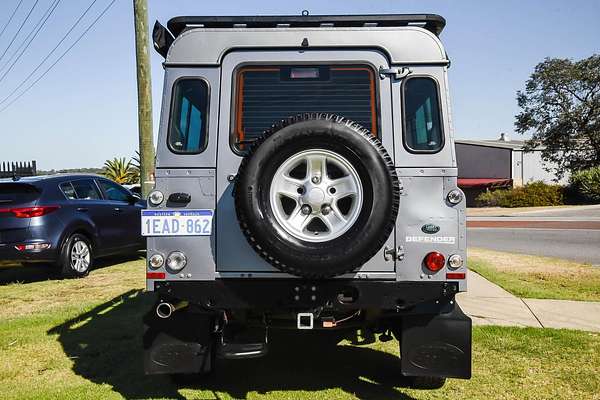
307,154,327,179
329,175,358,200
287,206,312,231
276,175,304,201
320,209,347,232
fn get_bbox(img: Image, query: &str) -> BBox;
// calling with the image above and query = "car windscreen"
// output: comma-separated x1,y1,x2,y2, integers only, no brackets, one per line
233,65,378,150
0,183,41,206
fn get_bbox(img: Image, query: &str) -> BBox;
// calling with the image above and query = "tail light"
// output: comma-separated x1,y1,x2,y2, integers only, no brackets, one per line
424,251,445,272
1,206,60,218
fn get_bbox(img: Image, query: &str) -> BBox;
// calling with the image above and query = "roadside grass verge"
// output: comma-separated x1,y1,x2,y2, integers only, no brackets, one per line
1,258,600,399
469,248,600,301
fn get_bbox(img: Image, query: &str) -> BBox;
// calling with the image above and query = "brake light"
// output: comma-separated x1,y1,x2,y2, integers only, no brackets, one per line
8,206,60,218
424,252,445,272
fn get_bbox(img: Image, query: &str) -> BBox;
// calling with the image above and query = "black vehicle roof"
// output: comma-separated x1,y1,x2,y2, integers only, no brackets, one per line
167,14,446,37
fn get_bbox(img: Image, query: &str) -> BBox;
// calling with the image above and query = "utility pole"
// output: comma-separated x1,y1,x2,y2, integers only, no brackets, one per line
133,0,154,197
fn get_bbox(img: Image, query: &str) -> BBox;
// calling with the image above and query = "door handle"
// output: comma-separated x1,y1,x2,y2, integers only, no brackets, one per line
76,207,88,212
114,207,123,212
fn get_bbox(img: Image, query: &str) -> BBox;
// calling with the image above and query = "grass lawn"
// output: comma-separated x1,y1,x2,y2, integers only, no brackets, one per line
1,258,600,399
469,248,600,301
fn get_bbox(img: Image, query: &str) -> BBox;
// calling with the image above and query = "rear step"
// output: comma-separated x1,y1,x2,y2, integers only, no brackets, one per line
217,342,269,359
217,325,269,359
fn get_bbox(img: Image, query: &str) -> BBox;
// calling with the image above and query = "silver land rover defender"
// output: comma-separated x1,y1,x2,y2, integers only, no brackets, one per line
143,14,471,388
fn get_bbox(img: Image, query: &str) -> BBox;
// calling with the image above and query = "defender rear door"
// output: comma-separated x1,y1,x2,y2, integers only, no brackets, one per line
216,50,397,276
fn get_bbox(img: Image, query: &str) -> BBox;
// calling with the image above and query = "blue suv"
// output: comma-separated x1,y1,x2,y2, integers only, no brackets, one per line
0,174,145,278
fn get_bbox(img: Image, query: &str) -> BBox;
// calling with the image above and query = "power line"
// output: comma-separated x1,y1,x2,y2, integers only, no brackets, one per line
0,0,117,114
0,0,99,107
0,0,41,64
0,0,25,41
0,0,61,84
0,0,59,73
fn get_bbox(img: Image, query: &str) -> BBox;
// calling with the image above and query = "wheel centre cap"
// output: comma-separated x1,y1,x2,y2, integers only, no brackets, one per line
306,187,325,208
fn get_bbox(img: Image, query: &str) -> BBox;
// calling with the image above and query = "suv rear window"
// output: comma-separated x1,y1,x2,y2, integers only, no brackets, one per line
234,65,377,150
403,77,443,153
0,183,40,205
168,79,209,154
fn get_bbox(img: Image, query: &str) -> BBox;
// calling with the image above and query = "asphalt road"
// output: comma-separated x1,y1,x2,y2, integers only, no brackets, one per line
467,205,600,265
467,227,600,265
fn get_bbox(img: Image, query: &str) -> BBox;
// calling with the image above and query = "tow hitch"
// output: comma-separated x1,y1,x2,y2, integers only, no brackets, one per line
297,312,314,329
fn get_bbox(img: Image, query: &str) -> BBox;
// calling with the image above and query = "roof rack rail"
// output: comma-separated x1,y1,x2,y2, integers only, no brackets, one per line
166,14,446,37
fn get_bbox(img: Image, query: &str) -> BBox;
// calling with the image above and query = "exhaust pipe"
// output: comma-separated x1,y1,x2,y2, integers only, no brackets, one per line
156,301,189,319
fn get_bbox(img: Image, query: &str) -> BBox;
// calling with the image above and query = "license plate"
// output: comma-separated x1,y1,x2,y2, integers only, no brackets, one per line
141,209,213,237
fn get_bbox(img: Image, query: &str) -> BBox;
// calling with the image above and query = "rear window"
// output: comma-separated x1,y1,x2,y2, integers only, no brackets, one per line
0,183,40,205
403,77,443,153
168,79,209,154
234,65,377,150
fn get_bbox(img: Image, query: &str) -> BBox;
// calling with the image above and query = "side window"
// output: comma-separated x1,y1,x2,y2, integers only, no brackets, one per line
59,182,77,200
71,179,101,200
97,180,130,202
404,77,443,152
168,79,209,153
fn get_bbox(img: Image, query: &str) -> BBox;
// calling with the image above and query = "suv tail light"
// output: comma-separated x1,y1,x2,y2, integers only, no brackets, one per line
1,206,61,218
424,252,445,272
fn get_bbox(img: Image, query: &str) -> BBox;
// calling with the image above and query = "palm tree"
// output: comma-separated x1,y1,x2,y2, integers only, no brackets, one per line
103,158,135,184
129,151,141,184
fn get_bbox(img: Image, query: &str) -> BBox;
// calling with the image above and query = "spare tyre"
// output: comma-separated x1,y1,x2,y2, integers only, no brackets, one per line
234,113,400,278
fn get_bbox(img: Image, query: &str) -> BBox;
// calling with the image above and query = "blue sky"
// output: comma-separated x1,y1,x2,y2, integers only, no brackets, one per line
0,0,599,170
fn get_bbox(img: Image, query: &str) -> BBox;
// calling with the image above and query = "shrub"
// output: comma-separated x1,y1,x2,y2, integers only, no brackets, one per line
475,181,564,208
569,167,600,203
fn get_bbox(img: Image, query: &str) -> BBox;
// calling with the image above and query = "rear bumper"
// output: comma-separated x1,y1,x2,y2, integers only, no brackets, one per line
0,242,58,263
153,279,460,313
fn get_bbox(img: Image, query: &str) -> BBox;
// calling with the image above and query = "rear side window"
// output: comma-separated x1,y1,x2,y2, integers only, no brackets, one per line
71,180,101,200
59,182,77,200
97,180,130,202
404,77,443,153
0,183,40,204
168,79,209,154
234,65,377,150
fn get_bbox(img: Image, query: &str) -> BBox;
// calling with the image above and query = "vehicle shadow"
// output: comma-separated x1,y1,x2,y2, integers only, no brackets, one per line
0,252,144,285
49,290,419,400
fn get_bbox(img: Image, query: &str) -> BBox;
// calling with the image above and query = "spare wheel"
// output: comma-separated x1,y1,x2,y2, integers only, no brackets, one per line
234,113,400,278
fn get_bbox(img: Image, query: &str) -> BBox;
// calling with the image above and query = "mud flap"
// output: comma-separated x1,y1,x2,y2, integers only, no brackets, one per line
143,309,215,375
400,301,471,379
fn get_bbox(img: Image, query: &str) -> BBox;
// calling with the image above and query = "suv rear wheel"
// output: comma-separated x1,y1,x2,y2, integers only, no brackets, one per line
58,233,93,278
234,113,400,278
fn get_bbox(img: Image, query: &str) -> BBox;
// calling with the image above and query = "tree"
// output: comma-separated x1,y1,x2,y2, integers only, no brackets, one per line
515,55,600,179
129,151,141,184
103,157,136,184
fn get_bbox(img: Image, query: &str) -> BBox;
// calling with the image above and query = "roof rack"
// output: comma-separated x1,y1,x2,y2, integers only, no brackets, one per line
166,14,446,37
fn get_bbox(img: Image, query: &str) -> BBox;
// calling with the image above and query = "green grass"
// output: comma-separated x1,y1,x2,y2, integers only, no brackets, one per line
1,259,600,399
469,248,600,301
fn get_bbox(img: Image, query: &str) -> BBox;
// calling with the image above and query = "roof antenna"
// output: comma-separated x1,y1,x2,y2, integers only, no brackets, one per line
302,10,309,16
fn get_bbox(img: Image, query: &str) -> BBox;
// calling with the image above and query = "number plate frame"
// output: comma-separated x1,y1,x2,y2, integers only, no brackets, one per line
141,209,213,237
